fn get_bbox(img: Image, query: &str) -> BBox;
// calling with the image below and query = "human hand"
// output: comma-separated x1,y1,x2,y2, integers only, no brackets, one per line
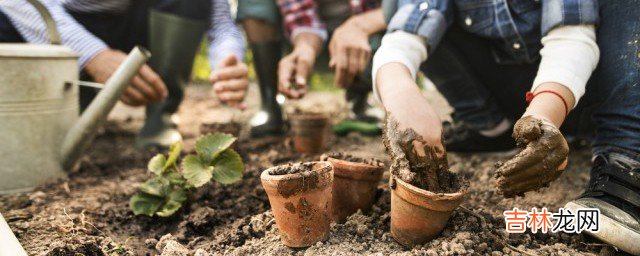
278,32,322,99
495,115,569,197
211,54,249,109
84,48,167,106
378,63,443,150
377,63,449,190
277,43,317,99
329,21,371,88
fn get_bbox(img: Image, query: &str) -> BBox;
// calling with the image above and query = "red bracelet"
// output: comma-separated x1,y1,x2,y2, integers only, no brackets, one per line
525,90,569,117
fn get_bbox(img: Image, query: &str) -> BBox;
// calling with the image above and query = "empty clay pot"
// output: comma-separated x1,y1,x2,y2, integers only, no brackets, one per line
320,153,384,223
289,113,329,154
260,161,334,247
389,175,466,247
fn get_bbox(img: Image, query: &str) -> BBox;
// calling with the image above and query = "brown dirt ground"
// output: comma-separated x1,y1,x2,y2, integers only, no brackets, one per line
0,84,625,255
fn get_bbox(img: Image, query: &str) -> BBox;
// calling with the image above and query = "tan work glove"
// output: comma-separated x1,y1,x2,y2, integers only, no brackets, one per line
495,116,569,197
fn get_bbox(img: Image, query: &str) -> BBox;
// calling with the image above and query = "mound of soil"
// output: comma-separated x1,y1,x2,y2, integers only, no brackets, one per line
321,152,384,167
0,86,614,255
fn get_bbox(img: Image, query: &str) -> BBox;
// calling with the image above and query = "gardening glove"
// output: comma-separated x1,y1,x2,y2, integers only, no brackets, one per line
495,115,569,197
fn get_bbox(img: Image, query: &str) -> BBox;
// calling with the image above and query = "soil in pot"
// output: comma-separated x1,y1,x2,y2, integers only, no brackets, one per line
320,152,384,223
260,161,333,247
289,112,329,154
199,121,241,138
382,116,468,247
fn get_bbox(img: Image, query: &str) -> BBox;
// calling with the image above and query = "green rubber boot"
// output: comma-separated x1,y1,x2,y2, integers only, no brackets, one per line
249,41,285,137
136,10,208,149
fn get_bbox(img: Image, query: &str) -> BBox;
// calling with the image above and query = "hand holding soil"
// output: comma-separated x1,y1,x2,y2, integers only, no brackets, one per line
383,115,454,193
496,115,569,197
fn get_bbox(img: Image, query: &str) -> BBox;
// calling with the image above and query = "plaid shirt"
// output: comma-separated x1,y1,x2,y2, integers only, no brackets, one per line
385,0,599,64
277,0,380,41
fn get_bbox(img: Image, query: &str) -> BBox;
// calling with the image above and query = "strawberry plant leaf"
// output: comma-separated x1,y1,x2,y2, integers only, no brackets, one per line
138,177,168,197
212,149,244,184
130,192,164,216
165,171,185,186
156,188,187,217
164,142,182,169
182,155,213,188
148,154,167,175
195,133,236,164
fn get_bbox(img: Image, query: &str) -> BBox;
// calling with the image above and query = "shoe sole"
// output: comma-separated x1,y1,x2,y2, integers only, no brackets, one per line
565,201,640,255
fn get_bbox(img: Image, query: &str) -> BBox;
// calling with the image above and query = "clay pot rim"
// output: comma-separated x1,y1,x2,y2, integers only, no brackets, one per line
260,161,333,182
394,174,467,198
392,173,467,211
322,156,384,181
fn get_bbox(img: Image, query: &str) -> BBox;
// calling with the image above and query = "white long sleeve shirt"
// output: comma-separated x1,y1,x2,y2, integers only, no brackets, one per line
372,25,600,108
0,0,245,69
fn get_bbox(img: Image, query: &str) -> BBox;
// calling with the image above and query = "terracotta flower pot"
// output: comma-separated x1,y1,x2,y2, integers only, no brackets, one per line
389,175,466,247
260,161,334,247
320,153,384,223
289,113,329,154
199,121,241,138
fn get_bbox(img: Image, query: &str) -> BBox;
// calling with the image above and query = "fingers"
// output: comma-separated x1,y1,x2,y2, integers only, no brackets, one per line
217,54,238,68
278,53,309,99
138,64,168,99
294,55,311,87
213,78,248,106
121,86,146,106
496,143,544,177
498,167,564,197
211,63,249,82
277,55,298,98
213,78,248,92
334,49,354,88
131,76,162,103
513,116,543,144
217,90,246,106
211,59,249,110
334,45,370,88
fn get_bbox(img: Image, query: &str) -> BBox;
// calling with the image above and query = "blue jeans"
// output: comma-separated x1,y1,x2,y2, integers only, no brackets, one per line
423,0,640,161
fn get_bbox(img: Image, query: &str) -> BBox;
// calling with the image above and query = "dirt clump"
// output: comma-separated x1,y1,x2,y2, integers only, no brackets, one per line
382,115,462,193
321,152,384,167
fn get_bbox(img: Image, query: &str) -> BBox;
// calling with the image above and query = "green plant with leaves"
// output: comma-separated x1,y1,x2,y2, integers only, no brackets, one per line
129,133,244,217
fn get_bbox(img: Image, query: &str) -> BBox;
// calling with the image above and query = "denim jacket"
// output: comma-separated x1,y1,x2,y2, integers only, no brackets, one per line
384,0,599,64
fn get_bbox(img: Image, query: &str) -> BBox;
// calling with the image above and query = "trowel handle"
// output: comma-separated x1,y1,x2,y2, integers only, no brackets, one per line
61,47,151,170
25,0,62,45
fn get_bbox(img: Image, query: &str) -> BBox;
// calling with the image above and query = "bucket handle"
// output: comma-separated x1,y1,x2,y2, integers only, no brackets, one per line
25,0,62,45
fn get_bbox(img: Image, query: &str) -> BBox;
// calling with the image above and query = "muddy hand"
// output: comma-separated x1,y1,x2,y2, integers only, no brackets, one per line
383,114,449,192
496,116,569,197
